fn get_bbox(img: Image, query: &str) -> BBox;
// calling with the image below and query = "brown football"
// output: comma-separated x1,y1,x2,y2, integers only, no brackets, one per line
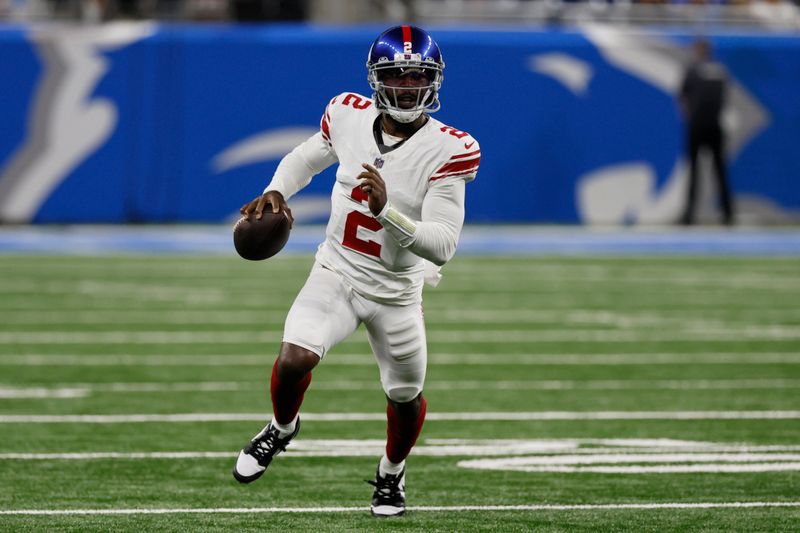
233,210,290,261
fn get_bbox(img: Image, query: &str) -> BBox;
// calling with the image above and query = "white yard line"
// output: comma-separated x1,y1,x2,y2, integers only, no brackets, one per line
315,379,800,391
424,328,800,342
1,411,799,423
0,281,228,304
457,462,800,474
1,502,799,515
0,451,236,459
0,327,799,344
2,276,797,295
0,354,273,366
0,383,246,397
0,311,289,325
4,439,800,461
1,352,798,366
7,438,800,475
2,308,800,325
3,273,799,292
6,449,800,461
2,378,800,398
3,307,800,318
459,453,800,465
0,387,89,398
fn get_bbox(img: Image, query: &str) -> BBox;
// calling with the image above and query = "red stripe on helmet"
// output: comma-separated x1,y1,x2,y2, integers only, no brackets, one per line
402,25,412,47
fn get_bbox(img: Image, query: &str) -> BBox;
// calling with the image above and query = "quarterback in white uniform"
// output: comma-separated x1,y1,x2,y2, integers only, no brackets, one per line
233,25,479,517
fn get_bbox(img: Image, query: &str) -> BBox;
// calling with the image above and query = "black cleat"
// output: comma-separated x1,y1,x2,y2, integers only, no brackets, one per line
367,467,406,517
232,418,300,483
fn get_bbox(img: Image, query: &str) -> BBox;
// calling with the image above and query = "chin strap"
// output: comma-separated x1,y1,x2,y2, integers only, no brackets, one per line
386,108,423,123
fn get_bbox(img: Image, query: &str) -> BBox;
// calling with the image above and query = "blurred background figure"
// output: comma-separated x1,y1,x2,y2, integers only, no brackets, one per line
678,38,734,226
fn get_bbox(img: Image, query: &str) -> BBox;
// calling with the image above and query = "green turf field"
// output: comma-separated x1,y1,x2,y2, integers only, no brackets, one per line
0,254,799,531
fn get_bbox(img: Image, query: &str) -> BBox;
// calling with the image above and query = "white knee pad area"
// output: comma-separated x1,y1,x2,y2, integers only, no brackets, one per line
384,385,421,404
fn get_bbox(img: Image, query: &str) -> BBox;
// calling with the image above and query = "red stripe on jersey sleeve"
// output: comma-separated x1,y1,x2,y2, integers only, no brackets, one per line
448,149,481,161
433,156,481,177
430,167,480,182
320,111,331,142
430,168,479,182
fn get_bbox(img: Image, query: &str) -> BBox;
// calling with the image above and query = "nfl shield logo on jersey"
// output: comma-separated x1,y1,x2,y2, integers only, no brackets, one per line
374,157,385,169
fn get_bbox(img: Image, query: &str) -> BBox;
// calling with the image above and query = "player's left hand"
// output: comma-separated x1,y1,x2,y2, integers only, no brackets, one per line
358,163,387,216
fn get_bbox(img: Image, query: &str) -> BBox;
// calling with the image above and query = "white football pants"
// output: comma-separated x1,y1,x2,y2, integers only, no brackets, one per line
283,263,427,402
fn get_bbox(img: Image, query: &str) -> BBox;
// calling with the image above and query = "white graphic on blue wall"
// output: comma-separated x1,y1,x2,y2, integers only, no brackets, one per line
0,23,155,222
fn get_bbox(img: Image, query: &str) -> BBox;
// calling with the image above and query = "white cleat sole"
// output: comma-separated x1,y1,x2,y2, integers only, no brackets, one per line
371,505,406,517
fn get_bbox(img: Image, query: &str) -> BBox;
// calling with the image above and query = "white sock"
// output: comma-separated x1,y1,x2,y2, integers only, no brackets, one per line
270,415,297,438
379,454,405,477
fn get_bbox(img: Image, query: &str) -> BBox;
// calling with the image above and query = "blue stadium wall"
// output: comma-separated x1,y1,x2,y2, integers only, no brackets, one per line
0,23,798,224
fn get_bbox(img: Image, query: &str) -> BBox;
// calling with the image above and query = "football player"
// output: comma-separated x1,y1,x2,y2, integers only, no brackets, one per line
233,25,480,517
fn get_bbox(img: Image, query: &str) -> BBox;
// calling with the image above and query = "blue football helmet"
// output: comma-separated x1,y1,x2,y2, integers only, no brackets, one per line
367,25,445,123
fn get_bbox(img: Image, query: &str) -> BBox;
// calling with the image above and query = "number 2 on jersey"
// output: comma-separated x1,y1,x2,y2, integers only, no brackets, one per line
440,126,468,139
342,185,382,258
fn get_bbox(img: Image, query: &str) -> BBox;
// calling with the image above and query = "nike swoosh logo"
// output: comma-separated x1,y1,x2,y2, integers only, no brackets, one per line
464,141,475,150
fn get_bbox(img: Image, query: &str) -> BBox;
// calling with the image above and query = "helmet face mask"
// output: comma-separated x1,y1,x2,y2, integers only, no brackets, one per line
367,26,445,123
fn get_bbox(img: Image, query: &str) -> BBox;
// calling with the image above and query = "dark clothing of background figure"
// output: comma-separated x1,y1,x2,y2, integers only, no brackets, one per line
679,59,733,225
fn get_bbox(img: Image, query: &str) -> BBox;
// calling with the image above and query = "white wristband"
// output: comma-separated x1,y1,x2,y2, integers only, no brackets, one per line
376,202,417,246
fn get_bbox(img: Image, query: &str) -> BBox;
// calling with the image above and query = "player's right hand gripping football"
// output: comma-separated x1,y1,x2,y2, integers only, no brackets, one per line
240,191,294,229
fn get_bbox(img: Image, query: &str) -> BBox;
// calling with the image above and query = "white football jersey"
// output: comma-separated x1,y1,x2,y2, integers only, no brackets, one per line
302,92,480,305
314,92,480,305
